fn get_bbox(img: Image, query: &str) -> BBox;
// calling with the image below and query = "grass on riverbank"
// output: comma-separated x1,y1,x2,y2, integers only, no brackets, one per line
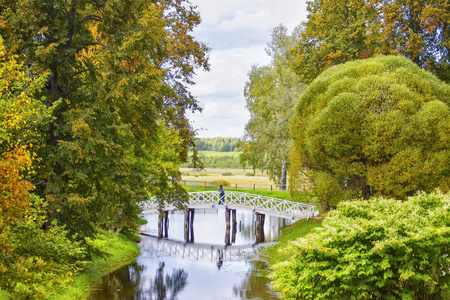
46,231,140,300
264,218,324,265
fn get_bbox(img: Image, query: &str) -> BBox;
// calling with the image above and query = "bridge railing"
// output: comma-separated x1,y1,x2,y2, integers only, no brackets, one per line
139,191,318,219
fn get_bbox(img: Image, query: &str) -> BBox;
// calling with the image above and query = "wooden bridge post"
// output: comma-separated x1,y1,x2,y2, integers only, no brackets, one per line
163,210,169,238
225,208,231,229
158,210,169,239
255,212,266,244
189,208,195,242
255,212,261,243
231,209,237,243
225,226,231,246
184,207,189,242
158,212,162,238
225,208,232,245
184,208,195,243
259,213,265,243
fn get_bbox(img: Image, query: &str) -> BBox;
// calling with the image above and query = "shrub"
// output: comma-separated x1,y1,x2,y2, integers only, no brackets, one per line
246,172,255,176
222,172,233,176
213,180,230,187
271,191,450,299
290,56,450,201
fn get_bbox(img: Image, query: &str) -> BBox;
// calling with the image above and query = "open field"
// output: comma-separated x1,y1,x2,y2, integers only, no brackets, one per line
180,167,278,190
198,151,241,158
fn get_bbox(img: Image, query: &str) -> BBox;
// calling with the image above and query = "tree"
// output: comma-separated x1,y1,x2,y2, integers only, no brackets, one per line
292,0,370,83
271,191,450,299
0,0,209,243
0,35,55,227
289,55,450,205
242,25,306,189
0,36,84,299
293,0,450,83
366,0,450,82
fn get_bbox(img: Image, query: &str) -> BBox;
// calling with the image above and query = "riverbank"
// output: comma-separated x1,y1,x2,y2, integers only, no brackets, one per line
264,217,324,265
46,231,140,300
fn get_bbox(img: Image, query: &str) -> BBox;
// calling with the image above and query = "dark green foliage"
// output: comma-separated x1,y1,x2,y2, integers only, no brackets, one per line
271,191,450,299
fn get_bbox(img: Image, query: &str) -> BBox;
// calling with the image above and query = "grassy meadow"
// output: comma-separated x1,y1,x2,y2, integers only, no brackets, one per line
198,150,240,158
180,167,277,189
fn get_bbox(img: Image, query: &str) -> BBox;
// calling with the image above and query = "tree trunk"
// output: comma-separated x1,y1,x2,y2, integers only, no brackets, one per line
362,184,371,200
279,160,287,190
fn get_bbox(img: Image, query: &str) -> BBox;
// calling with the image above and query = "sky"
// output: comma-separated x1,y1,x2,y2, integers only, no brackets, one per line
186,0,308,138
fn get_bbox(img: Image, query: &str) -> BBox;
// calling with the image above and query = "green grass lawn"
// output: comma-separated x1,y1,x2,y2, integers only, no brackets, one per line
198,151,241,158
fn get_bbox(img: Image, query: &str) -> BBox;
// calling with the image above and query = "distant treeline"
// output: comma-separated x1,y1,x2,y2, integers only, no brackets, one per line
197,155,241,169
182,151,242,169
195,137,242,152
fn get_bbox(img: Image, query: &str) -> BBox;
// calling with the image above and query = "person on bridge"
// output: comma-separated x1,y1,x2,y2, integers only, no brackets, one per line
218,184,225,205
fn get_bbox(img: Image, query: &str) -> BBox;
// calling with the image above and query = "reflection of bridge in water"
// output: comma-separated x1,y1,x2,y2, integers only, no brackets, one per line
140,233,276,263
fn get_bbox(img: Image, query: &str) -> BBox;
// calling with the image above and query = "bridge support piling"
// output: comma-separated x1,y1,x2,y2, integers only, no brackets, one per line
184,208,195,243
255,212,265,244
225,208,237,246
158,210,169,238
231,209,237,243
225,208,231,229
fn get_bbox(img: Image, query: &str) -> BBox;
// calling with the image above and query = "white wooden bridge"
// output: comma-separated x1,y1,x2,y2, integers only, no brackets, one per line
138,191,318,220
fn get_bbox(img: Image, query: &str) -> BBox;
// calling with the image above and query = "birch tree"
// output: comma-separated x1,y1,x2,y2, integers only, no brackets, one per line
242,25,306,189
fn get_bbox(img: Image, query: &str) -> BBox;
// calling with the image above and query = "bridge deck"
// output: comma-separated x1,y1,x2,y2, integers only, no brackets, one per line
139,191,319,220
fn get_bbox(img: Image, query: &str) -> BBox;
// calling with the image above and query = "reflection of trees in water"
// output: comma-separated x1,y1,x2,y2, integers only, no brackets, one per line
151,262,188,300
90,262,143,300
233,260,279,300
90,261,187,300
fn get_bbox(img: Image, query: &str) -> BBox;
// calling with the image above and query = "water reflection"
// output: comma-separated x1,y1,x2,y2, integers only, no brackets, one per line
152,262,187,300
233,261,278,300
91,261,187,300
91,209,293,300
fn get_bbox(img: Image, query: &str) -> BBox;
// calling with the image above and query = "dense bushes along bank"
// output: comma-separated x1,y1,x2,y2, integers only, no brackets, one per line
0,231,140,300
270,191,450,299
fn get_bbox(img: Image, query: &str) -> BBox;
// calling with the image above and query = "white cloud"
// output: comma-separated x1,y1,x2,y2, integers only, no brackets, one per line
188,0,308,138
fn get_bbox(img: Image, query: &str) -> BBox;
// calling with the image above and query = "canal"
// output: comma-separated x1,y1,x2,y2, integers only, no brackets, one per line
90,208,293,300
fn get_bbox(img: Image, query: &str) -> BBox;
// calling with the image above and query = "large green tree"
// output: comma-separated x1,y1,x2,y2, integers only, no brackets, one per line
242,25,306,189
0,36,85,299
293,0,449,83
290,55,450,206
0,0,209,242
